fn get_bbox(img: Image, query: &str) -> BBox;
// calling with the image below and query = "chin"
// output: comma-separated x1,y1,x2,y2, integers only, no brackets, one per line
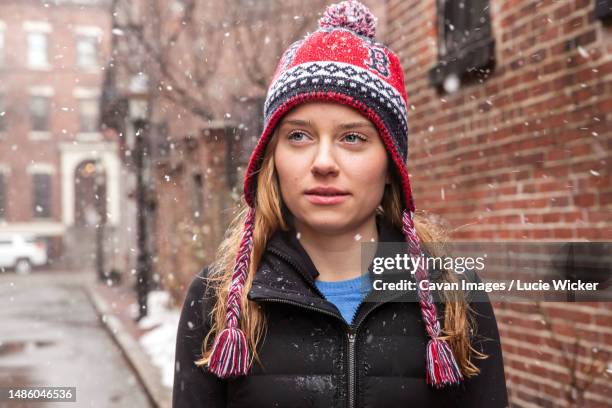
296,211,356,234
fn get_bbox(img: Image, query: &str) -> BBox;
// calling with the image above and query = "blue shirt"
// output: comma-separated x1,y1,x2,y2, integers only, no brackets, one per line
315,274,371,324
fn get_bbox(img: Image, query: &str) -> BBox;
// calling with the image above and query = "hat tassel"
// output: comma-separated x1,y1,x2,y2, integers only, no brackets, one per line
402,209,463,388
207,207,256,378
426,337,463,388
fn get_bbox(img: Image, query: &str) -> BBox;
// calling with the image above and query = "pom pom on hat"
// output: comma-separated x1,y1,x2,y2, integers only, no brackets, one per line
319,0,377,39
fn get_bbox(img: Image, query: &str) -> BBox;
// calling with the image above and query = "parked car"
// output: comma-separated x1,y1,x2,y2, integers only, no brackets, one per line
0,234,48,274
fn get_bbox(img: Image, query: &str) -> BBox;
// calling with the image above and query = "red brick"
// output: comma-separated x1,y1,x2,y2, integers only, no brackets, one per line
600,191,612,206
532,229,554,239
545,212,565,223
553,2,573,19
542,305,594,324
588,210,612,223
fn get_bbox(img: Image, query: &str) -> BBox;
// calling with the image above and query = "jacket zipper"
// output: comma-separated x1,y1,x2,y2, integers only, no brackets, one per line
254,296,360,408
346,298,370,408
347,330,356,408
255,296,382,408
262,246,405,408
266,246,360,407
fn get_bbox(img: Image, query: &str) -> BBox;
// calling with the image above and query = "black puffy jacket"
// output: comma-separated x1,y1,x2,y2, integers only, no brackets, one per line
173,218,509,407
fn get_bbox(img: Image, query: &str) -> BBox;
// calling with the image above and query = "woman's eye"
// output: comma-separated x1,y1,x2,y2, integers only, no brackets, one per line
343,133,367,144
287,131,308,142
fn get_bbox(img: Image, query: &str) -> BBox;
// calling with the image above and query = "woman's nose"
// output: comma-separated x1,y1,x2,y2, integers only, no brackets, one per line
311,139,339,177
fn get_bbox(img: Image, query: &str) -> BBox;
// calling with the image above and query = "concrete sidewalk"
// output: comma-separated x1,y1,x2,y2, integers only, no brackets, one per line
85,279,173,408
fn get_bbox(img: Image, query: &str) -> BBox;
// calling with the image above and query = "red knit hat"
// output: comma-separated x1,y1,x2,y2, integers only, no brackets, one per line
207,0,463,388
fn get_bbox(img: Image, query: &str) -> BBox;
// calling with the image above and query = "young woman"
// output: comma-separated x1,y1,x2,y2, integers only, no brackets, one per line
173,1,508,407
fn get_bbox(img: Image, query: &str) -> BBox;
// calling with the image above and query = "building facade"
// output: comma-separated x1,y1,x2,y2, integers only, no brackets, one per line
0,0,124,269
385,0,611,406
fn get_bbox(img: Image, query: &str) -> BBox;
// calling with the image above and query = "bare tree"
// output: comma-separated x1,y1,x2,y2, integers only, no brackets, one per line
227,0,327,92
108,0,326,124
110,0,226,121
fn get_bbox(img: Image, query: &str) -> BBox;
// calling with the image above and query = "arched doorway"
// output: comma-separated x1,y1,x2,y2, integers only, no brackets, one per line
69,160,107,272
74,160,107,227
60,142,120,272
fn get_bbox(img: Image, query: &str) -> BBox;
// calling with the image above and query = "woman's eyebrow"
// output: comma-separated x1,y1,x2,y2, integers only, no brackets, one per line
278,119,375,130
279,119,312,128
335,121,376,130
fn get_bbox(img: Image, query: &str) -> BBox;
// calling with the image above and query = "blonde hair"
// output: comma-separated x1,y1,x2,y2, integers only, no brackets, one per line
196,130,487,378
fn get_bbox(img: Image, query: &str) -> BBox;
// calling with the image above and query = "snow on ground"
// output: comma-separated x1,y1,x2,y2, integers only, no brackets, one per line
137,290,180,388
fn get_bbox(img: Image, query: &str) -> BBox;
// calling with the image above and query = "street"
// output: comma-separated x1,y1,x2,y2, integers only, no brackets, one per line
0,270,153,408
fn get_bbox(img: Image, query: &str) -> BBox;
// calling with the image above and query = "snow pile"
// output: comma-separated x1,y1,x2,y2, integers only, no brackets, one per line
138,290,180,388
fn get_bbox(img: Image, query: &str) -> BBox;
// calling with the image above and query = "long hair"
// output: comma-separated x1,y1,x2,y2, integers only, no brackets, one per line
195,130,487,378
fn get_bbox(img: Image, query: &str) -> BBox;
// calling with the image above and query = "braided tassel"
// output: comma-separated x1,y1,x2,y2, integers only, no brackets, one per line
207,207,256,378
402,209,463,388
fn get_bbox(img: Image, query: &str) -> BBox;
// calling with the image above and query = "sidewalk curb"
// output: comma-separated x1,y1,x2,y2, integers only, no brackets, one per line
85,284,172,408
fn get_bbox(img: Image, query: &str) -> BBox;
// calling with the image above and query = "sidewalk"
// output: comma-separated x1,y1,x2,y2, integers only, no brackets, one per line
85,279,174,408
0,269,154,407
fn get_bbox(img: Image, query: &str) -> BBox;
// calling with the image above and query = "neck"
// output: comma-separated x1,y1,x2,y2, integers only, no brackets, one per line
294,215,379,282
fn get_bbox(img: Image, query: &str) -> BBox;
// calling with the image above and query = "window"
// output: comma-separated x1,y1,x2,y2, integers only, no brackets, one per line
595,0,612,21
79,98,99,132
192,173,204,219
32,173,52,218
0,94,5,132
429,0,495,91
76,35,97,68
30,96,50,131
0,173,6,218
27,31,49,67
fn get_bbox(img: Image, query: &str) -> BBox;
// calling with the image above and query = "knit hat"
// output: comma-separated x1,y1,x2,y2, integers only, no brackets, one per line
207,0,463,388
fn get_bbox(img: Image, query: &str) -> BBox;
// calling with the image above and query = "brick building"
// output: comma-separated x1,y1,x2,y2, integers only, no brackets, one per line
384,0,611,406
0,0,127,270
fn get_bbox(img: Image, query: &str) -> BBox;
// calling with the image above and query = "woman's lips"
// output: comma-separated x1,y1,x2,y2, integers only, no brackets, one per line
304,193,350,205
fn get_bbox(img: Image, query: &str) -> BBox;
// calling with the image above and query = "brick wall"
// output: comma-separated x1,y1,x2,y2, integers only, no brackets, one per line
385,0,611,406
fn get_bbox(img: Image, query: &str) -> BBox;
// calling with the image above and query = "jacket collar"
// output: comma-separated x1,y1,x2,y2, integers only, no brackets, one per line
246,214,409,313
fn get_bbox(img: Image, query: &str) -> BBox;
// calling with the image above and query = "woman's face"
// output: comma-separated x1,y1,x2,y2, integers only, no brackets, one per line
273,101,389,235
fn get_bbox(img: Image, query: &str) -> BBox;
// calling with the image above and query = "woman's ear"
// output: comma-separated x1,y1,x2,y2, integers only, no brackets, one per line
385,170,391,185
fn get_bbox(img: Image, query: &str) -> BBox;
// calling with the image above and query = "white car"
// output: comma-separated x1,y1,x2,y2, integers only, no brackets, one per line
0,234,48,274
